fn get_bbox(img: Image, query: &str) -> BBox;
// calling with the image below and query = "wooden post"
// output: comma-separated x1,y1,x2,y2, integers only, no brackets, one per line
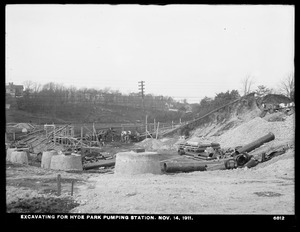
54,124,56,145
13,132,15,141
172,121,174,128
180,118,182,124
81,127,83,144
154,119,156,132
156,122,160,139
57,174,61,196
92,123,95,140
71,180,74,196
145,115,148,133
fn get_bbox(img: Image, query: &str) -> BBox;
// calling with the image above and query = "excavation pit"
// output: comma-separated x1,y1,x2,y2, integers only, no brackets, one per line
114,151,162,175
50,153,83,171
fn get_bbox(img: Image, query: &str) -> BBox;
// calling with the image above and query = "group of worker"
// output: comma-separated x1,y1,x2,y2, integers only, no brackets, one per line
91,128,141,145
120,130,140,143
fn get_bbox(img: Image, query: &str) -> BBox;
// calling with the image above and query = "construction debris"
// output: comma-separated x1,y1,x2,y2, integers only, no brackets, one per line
168,132,288,173
177,141,221,158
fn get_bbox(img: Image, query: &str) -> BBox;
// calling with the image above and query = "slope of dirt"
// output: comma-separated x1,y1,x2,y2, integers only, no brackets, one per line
163,93,262,138
214,113,295,148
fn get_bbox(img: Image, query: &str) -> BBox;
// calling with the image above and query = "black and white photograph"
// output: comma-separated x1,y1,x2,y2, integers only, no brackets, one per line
5,4,295,223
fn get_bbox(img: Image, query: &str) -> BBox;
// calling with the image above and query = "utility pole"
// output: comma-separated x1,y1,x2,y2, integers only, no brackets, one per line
138,81,145,109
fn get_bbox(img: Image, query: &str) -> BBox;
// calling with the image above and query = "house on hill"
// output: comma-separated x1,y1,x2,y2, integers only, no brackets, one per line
261,94,292,111
6,82,24,98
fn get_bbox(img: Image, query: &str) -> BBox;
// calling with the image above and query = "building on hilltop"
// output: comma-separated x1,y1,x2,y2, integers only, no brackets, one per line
6,82,24,98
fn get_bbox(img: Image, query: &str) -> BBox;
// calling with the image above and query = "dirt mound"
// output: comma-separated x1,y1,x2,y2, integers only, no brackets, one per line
187,94,263,139
263,111,288,122
163,93,261,138
252,148,294,173
192,117,243,138
214,114,294,148
252,149,295,179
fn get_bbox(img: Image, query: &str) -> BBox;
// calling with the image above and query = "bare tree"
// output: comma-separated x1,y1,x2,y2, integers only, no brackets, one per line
22,80,34,92
32,82,42,93
241,75,255,96
279,72,294,99
103,87,111,93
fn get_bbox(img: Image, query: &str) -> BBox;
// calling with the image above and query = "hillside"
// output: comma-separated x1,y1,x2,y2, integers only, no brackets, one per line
137,93,295,152
160,93,293,138
6,103,183,124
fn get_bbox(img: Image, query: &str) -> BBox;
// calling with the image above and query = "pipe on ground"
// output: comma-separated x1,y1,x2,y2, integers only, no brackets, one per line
163,162,207,173
235,132,275,155
235,153,251,167
244,157,259,168
83,159,116,170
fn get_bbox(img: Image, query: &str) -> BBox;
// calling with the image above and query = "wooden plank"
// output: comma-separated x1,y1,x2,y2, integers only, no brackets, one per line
84,126,93,133
146,130,153,138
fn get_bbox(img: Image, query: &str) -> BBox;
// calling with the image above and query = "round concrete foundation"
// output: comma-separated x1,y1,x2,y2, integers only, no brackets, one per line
50,154,83,171
6,148,17,162
10,151,29,165
114,151,161,175
41,150,58,169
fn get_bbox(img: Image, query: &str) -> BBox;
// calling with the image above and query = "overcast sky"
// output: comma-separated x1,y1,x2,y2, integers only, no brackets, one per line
5,4,294,103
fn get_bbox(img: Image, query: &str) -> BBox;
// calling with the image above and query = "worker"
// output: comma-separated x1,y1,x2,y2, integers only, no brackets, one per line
121,131,127,143
110,127,115,142
135,131,140,142
127,131,132,143
184,128,190,139
100,138,105,146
